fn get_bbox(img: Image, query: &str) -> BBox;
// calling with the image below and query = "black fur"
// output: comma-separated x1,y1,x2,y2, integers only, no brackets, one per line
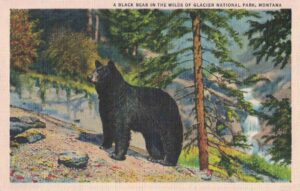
88,60,183,166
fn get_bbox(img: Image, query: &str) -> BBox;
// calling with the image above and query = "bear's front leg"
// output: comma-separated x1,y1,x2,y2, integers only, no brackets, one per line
100,123,114,150
99,106,114,149
110,122,130,161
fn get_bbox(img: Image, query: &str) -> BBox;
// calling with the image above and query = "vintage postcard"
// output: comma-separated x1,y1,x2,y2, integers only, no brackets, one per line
0,0,299,190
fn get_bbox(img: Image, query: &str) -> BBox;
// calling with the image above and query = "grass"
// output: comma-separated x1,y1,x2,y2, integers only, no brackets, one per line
178,145,291,182
234,152,291,181
11,70,96,96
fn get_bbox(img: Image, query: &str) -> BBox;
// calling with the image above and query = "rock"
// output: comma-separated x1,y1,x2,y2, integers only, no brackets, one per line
10,122,32,138
10,116,46,128
230,118,243,135
14,129,45,144
217,126,233,143
222,134,233,143
10,116,46,138
201,173,212,181
58,151,89,169
10,117,21,122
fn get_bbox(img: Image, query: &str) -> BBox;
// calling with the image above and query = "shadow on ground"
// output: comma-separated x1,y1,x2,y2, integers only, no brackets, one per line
77,132,148,159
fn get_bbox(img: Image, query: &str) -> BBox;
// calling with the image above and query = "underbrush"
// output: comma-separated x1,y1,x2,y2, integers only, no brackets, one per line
178,145,291,182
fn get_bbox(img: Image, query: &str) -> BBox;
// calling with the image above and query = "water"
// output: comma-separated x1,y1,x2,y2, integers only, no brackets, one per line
242,115,260,135
241,87,271,157
242,87,262,110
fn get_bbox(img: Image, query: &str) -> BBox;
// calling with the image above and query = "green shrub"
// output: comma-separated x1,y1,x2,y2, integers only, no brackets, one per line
46,31,99,79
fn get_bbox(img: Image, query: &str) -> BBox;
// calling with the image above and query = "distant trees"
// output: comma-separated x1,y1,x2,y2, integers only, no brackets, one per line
87,9,102,43
30,9,88,43
45,31,99,78
106,10,164,56
10,10,41,71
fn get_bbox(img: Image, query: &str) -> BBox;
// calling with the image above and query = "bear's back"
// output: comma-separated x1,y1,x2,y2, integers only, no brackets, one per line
133,86,178,113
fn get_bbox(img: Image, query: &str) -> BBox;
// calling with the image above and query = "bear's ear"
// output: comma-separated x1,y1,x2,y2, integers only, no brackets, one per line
107,60,116,69
95,60,102,68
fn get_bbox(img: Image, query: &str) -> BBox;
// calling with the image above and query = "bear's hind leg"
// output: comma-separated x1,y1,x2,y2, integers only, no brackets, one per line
160,128,182,166
143,133,164,163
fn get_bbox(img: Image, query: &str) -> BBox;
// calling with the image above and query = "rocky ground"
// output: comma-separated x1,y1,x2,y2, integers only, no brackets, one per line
10,107,225,182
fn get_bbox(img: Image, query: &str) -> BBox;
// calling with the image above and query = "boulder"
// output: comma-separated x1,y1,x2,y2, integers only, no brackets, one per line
10,116,46,138
10,122,31,138
10,116,46,128
14,129,45,144
58,151,89,169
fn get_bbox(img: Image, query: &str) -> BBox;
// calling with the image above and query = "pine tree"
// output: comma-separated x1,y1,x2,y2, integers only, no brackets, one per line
261,96,291,165
191,13,208,170
136,10,258,171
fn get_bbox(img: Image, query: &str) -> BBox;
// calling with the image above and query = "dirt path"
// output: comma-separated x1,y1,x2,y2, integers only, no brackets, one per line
10,107,225,182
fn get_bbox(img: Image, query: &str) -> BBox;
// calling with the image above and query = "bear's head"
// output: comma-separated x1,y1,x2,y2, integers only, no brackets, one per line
88,60,120,87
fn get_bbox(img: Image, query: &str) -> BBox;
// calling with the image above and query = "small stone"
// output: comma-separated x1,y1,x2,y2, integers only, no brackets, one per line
10,117,21,122
201,169,213,181
14,129,45,144
10,141,20,148
58,151,89,169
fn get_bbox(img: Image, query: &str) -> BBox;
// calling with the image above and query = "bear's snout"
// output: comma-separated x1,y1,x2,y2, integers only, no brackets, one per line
87,74,96,84
87,74,92,82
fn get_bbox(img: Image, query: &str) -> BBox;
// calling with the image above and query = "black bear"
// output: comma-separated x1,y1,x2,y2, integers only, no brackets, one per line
88,60,183,166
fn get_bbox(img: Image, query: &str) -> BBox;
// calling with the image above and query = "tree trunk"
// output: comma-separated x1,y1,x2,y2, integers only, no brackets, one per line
191,13,209,171
132,44,138,56
95,14,100,43
87,9,93,40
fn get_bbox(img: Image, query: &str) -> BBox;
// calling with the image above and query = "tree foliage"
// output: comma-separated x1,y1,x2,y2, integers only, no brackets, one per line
106,10,165,56
262,96,291,165
246,9,291,69
45,31,99,79
10,10,41,71
29,9,88,43
247,9,292,164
